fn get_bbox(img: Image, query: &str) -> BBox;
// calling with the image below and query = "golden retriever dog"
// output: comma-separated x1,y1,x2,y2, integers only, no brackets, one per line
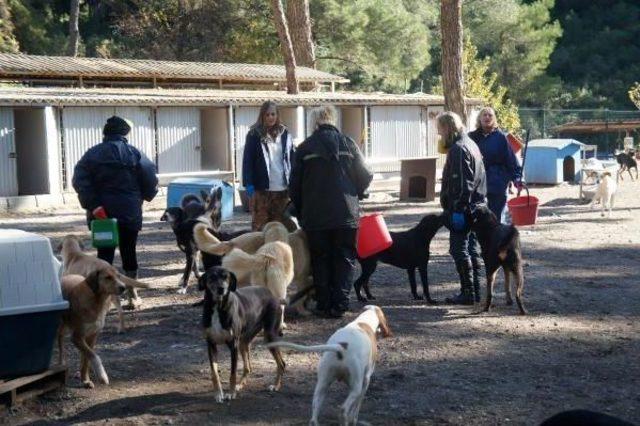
57,273,125,388
222,240,294,327
194,220,264,256
60,235,149,332
195,221,311,296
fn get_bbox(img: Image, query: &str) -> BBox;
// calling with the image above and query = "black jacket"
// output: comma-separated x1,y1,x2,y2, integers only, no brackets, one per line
289,124,373,231
440,134,487,215
72,135,158,231
242,126,294,191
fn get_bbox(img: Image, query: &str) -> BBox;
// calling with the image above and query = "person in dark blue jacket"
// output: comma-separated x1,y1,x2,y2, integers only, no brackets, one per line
72,116,158,309
289,105,372,318
242,101,295,231
439,112,487,305
468,107,522,223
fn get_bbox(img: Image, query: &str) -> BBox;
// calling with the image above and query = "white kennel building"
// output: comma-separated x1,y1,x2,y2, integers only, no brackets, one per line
0,54,481,206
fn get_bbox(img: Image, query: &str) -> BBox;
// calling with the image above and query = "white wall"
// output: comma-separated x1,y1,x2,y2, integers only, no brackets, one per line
279,106,305,145
201,107,230,170
156,107,201,173
45,107,61,194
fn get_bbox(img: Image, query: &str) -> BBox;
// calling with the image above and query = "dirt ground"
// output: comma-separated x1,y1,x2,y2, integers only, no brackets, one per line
1,180,639,426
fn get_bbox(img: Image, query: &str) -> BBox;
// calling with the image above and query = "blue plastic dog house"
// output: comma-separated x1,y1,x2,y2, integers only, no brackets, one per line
524,139,584,184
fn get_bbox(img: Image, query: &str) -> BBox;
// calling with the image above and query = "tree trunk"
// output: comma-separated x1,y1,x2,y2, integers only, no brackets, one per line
440,0,466,122
286,0,315,68
67,0,80,57
270,0,299,94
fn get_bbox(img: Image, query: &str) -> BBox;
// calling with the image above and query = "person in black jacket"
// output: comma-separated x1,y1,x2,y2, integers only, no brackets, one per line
72,116,158,309
242,101,296,231
289,105,373,318
438,111,487,305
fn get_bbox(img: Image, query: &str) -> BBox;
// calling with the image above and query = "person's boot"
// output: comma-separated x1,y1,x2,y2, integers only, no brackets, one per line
123,270,141,310
471,258,483,304
445,260,474,305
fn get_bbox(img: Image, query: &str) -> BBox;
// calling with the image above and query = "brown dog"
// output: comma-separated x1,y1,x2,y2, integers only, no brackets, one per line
60,235,149,332
57,273,125,388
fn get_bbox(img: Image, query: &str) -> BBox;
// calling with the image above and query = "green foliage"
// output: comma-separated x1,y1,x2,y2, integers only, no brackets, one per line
310,0,430,92
430,37,521,132
463,0,561,105
0,0,19,52
8,0,73,55
630,83,640,110
462,38,521,132
548,0,640,108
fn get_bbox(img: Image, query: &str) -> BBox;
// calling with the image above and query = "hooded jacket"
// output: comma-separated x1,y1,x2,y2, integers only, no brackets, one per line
72,135,158,231
289,124,373,231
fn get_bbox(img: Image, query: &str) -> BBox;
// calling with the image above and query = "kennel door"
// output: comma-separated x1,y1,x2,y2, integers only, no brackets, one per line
0,108,18,196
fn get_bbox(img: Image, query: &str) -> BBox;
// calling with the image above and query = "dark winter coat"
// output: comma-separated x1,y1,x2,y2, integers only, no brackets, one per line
440,134,487,215
468,128,522,195
72,135,158,231
242,126,294,191
289,124,373,231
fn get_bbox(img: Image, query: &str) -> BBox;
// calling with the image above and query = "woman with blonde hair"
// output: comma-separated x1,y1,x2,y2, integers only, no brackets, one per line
242,101,295,231
468,107,522,222
438,111,487,305
289,105,372,318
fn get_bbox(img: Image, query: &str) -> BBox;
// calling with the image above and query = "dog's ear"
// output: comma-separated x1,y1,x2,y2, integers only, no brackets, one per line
228,271,237,292
77,238,85,251
197,271,208,291
85,270,101,294
200,189,209,202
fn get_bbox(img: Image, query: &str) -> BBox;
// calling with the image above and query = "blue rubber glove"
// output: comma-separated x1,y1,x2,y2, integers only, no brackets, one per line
246,184,255,198
452,212,466,232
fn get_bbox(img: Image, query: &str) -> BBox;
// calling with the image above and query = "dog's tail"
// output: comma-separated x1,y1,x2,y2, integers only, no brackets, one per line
498,226,520,255
194,223,232,256
265,341,349,360
222,248,276,274
118,274,151,289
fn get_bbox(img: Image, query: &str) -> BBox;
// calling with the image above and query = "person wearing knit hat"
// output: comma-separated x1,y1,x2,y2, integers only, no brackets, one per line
103,115,133,136
73,116,158,310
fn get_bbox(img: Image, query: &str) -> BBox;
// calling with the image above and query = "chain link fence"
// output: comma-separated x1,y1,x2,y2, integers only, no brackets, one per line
518,108,640,157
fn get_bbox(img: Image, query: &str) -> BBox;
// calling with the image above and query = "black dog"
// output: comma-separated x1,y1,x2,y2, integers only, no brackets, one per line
354,214,443,303
161,188,225,293
616,152,638,181
470,205,527,315
199,266,286,403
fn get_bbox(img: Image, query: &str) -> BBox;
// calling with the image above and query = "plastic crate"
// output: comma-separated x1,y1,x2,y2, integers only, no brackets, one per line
167,178,234,221
0,229,68,379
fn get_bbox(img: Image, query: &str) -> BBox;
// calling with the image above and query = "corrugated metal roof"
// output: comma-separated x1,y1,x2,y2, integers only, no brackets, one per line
527,138,585,150
0,86,483,107
0,53,348,83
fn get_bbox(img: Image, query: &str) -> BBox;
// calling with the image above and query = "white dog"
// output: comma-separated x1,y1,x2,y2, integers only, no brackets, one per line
267,305,391,425
590,171,617,217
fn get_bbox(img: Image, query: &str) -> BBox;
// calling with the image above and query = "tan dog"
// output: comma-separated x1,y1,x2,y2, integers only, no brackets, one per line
194,221,264,256
60,235,149,332
195,221,312,297
57,273,125,388
267,306,392,425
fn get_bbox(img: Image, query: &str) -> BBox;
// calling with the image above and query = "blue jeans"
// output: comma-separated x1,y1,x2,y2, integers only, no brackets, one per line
449,229,481,264
488,193,507,224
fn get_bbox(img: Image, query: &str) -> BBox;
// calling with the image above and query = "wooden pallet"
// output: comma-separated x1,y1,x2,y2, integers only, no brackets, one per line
0,366,67,407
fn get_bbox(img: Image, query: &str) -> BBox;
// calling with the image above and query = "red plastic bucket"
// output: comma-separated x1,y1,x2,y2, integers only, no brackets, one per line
507,133,524,155
507,186,539,226
357,213,393,258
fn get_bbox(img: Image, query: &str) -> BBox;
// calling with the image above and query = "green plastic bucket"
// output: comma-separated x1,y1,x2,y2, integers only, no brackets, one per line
91,218,119,248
